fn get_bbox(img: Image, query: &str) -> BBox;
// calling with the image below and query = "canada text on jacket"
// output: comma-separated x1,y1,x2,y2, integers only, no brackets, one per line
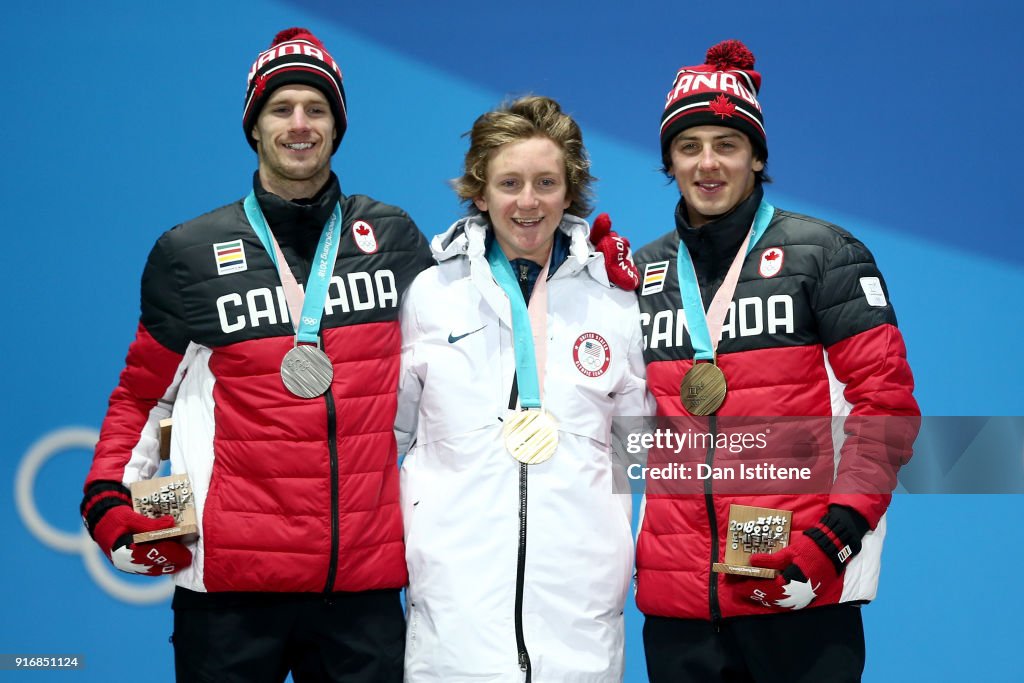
216,270,398,335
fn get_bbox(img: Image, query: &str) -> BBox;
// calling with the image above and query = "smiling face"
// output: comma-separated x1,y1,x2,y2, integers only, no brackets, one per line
667,125,764,228
252,85,336,200
473,136,571,264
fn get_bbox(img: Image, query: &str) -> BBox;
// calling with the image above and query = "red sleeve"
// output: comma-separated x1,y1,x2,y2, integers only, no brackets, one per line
86,323,185,487
826,323,920,527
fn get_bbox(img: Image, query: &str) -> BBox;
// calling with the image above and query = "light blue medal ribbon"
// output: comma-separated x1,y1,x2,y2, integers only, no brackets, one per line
243,191,342,344
675,199,775,360
488,240,559,464
487,242,542,409
243,191,343,399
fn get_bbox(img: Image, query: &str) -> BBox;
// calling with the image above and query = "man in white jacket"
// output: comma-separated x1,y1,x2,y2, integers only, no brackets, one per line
395,95,650,682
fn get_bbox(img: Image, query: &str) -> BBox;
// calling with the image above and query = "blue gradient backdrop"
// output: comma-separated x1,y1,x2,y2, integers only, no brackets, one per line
4,1,1021,680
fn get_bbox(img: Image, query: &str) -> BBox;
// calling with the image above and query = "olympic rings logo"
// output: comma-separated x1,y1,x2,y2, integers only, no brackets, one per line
15,427,173,605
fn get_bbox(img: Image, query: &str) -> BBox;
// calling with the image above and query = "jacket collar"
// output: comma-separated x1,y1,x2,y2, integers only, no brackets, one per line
675,183,763,254
430,211,610,286
253,171,341,230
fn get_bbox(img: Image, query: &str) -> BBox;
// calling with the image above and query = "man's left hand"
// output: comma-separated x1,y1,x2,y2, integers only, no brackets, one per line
747,535,833,610
748,506,867,610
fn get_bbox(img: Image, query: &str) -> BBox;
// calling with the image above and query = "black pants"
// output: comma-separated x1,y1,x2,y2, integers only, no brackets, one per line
644,604,865,683
171,588,405,683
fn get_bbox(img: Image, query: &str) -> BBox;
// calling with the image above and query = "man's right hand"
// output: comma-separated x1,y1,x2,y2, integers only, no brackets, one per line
81,482,192,576
98,507,192,575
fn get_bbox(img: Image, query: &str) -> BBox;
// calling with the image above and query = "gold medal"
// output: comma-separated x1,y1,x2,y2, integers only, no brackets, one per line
503,410,559,465
679,362,727,416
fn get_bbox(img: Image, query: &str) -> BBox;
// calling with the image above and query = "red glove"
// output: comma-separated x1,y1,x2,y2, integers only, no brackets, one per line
589,213,639,291
747,506,868,611
81,482,192,576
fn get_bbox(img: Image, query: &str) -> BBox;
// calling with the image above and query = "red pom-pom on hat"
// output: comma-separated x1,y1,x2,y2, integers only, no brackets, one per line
271,27,324,49
705,39,755,70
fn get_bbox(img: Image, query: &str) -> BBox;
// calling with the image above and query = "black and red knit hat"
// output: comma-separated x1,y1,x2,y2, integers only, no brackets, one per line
660,40,767,162
242,28,348,152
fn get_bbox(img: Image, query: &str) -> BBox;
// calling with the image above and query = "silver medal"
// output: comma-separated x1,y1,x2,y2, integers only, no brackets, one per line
281,345,334,399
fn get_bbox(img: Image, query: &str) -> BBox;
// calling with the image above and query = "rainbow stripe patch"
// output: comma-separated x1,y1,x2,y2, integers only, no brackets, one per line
213,239,247,275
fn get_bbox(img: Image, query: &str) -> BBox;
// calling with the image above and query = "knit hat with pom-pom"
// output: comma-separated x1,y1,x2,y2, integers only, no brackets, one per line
243,27,347,152
659,40,766,162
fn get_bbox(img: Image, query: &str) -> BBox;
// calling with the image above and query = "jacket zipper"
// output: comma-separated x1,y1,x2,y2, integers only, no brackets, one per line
515,460,532,681
512,263,534,680
695,244,725,626
322,389,340,593
704,414,722,627
508,374,532,681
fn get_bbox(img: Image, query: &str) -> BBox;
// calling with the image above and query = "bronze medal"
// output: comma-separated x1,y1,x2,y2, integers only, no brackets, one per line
679,362,727,416
503,410,559,465
281,345,334,399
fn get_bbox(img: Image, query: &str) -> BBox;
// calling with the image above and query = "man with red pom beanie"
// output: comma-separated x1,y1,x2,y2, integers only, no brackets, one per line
80,27,433,682
632,39,920,681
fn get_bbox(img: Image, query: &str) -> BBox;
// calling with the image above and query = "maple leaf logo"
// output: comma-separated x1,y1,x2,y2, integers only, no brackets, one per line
765,250,780,261
253,73,268,99
112,545,161,575
775,577,819,610
356,226,370,236
709,93,736,119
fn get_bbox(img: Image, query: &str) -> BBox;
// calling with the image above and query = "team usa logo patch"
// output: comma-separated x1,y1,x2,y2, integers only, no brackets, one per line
573,332,611,378
213,239,247,275
641,261,670,295
758,247,784,278
352,220,378,254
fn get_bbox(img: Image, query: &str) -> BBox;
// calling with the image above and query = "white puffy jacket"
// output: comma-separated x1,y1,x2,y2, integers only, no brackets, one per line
395,213,650,683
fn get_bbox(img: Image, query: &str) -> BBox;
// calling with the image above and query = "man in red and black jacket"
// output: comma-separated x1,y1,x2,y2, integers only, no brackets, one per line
79,28,434,682
633,40,919,683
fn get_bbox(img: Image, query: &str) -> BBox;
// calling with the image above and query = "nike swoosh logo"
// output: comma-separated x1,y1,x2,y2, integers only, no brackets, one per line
447,325,486,344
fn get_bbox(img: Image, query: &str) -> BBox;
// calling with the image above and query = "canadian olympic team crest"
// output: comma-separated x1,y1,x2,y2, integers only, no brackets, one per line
573,332,611,377
758,247,784,278
352,220,378,254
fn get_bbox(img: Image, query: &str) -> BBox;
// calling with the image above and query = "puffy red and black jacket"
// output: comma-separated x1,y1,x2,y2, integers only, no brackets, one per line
84,175,434,594
634,187,919,620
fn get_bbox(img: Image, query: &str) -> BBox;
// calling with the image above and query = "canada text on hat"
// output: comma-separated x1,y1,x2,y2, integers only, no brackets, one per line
242,28,348,152
659,40,767,160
